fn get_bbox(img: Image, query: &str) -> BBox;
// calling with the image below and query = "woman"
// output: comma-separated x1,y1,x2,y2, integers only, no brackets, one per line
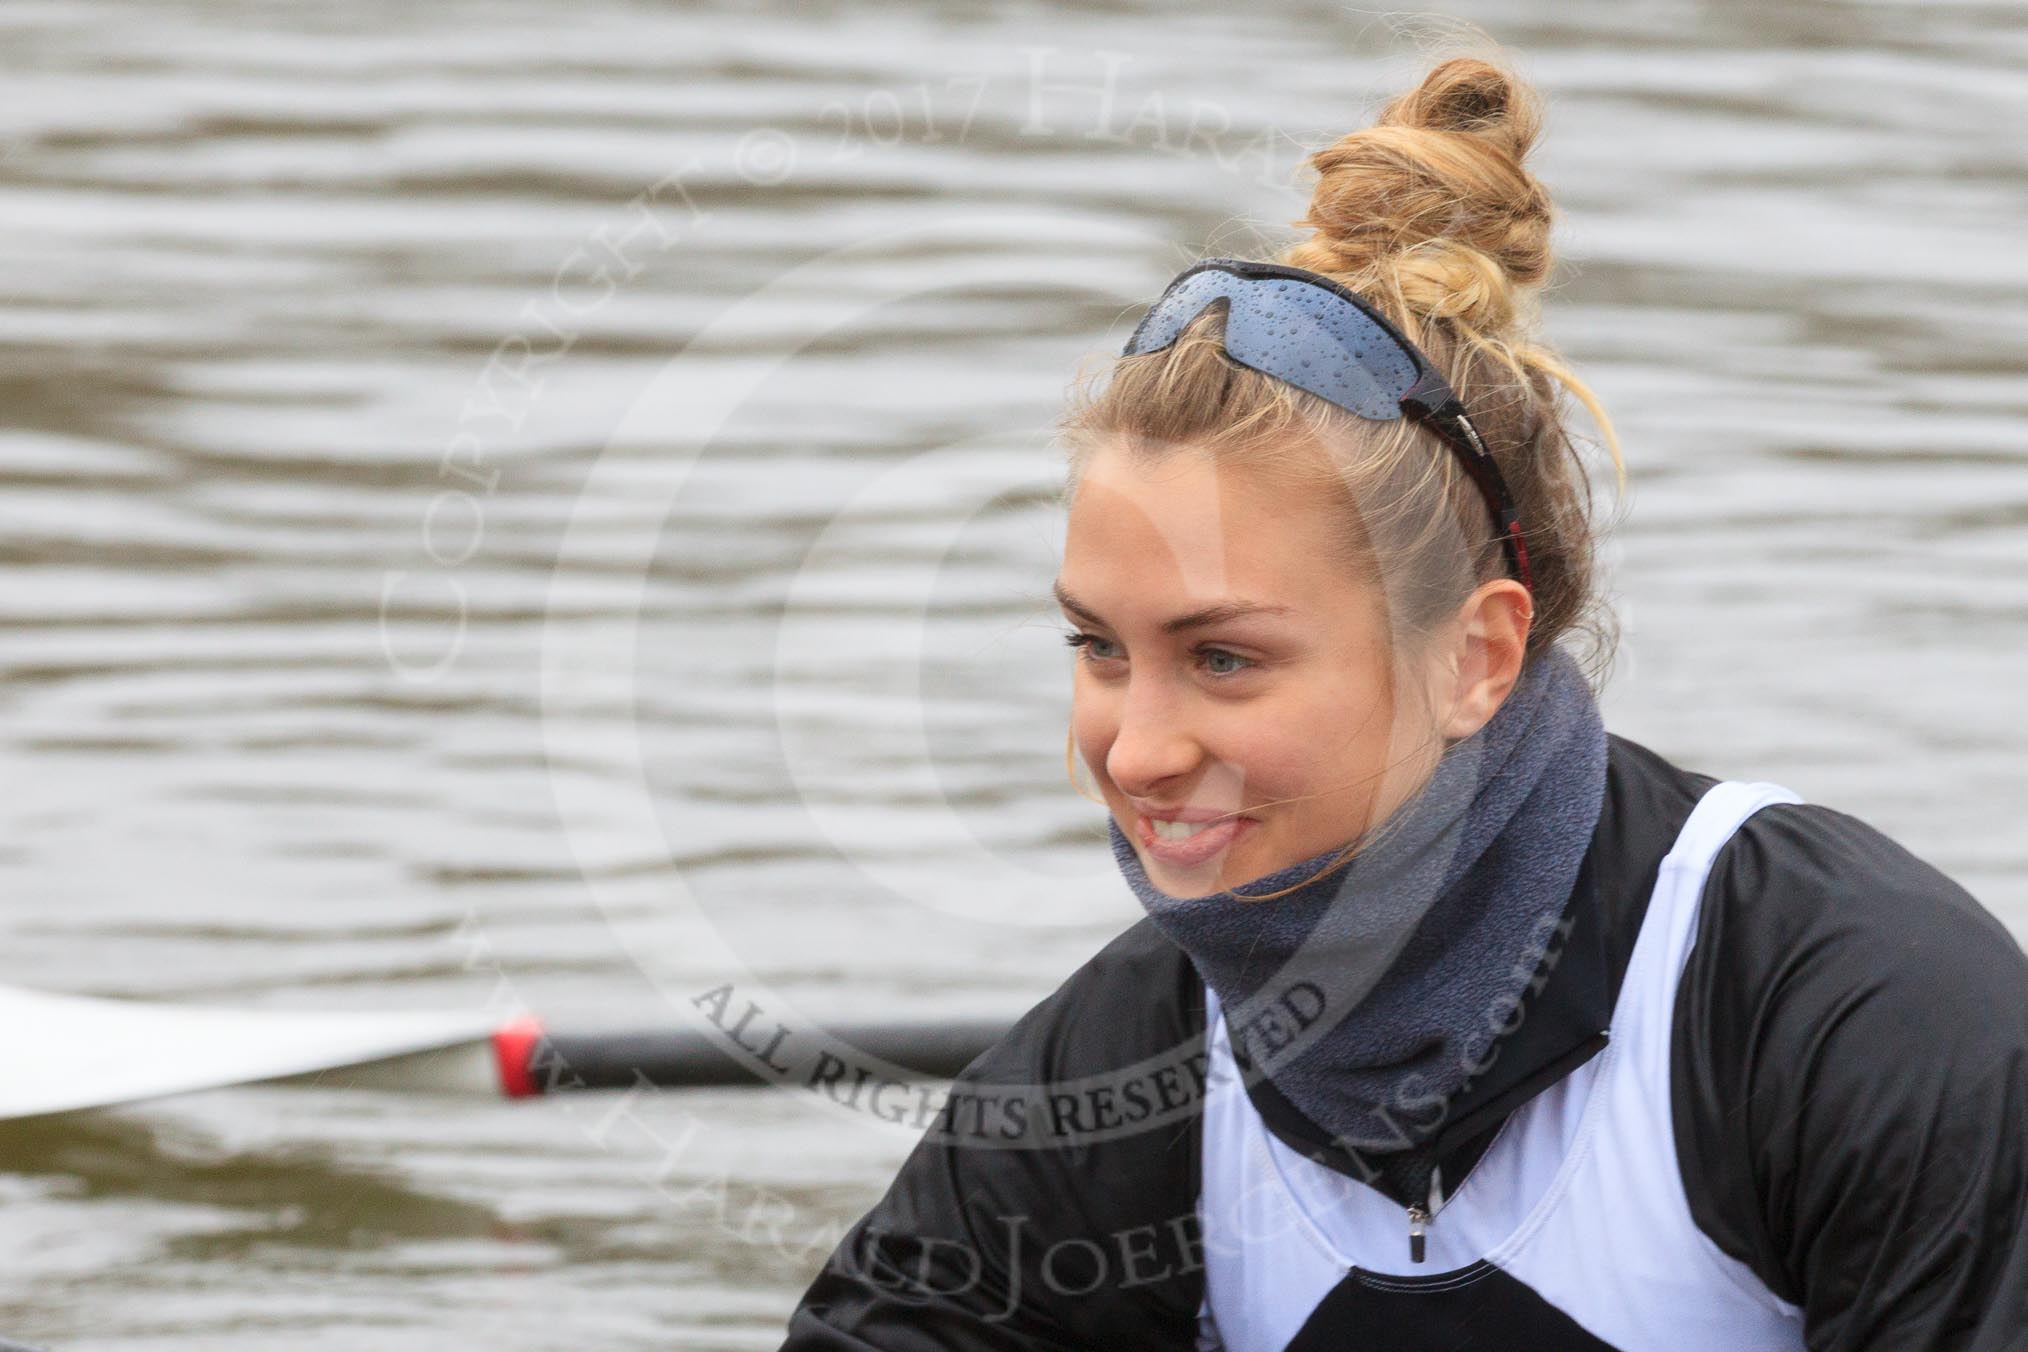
781,55,2028,1350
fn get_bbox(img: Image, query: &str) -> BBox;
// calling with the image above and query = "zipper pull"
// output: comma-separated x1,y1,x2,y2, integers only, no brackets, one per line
1405,1162,1441,1264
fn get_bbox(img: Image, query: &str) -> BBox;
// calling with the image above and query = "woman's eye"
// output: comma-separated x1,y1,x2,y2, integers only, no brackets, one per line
1200,647,1254,676
1065,632,1124,662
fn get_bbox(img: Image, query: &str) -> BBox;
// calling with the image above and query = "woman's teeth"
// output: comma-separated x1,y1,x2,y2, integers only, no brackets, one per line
1153,818,1215,841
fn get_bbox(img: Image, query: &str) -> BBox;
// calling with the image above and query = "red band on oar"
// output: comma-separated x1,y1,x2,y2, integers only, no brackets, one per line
490,1015,548,1098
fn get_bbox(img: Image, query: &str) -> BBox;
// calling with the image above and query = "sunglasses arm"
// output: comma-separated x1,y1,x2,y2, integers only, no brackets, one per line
1399,376,1535,595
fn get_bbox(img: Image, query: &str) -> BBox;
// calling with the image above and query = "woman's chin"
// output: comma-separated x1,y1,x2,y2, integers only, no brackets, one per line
1140,841,1272,899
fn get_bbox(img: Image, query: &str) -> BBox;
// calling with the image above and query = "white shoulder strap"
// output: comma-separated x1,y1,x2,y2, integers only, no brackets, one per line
1661,779,1805,883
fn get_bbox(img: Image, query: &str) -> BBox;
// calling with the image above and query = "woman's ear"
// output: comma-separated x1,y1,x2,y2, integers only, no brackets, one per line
1436,579,1533,741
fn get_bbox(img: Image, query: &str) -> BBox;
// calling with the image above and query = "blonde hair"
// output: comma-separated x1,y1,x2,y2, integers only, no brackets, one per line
1059,53,1625,684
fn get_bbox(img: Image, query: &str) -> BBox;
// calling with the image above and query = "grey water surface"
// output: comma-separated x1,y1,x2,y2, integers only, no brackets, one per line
1,1,2024,1347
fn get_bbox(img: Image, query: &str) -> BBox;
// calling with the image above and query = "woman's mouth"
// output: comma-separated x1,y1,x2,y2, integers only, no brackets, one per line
1135,810,1258,870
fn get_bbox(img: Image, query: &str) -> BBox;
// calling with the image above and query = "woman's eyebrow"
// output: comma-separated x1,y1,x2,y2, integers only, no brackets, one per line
1052,581,1291,634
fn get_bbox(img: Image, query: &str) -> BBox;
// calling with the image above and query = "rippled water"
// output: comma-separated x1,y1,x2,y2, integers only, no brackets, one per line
1,2,2024,1346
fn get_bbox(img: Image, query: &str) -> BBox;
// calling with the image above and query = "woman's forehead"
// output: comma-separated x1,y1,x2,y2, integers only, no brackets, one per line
1063,443,1361,598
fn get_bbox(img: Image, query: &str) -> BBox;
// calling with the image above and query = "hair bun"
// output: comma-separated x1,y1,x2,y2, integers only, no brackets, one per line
1387,55,1538,154
1283,56,1553,337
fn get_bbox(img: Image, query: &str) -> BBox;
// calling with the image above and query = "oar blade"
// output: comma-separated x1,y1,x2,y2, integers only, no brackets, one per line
0,983,500,1122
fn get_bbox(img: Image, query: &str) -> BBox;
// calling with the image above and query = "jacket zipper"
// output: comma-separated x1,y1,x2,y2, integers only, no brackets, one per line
1406,1163,1442,1263
1398,1027,1610,1263
1405,1105,1512,1264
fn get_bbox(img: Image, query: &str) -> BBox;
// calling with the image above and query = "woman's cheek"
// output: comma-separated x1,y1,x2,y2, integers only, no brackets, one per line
1227,731,1318,806
1241,758,1322,818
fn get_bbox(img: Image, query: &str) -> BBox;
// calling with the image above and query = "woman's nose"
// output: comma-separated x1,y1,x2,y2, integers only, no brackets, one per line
1104,679,1200,798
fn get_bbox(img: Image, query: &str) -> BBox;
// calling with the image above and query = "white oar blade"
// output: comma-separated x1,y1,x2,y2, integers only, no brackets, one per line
0,983,503,1122
269,1038,507,1095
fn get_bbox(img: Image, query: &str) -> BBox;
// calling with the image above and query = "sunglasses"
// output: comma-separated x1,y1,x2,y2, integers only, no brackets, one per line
1121,257,1532,594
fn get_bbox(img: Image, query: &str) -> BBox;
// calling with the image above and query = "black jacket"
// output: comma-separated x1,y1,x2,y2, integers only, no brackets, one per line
781,734,2028,1350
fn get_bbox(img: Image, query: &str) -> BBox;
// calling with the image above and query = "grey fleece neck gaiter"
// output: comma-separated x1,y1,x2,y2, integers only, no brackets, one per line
1110,642,1608,1161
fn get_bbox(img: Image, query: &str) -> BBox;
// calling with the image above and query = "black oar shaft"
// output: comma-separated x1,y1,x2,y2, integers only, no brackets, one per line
503,1020,1012,1094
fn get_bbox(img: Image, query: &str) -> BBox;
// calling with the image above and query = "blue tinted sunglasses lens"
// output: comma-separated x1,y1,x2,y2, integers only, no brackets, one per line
1123,266,1422,420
